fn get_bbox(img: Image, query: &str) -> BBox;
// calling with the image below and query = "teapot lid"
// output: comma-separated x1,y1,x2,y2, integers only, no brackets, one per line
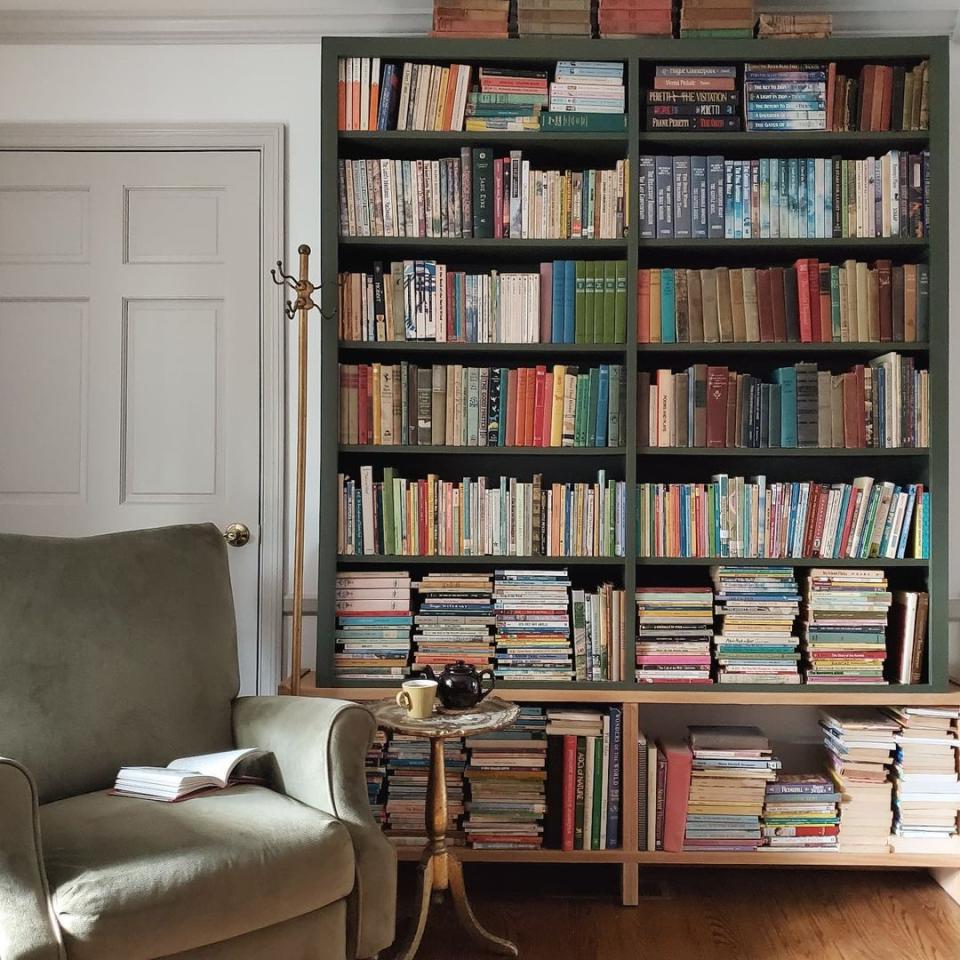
445,659,473,672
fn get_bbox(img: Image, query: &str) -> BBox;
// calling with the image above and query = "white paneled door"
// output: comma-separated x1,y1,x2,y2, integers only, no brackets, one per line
0,151,263,692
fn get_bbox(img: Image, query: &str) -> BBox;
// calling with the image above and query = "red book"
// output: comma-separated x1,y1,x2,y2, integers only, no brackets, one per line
539,262,553,343
539,371,553,447
878,65,893,132
794,259,814,342
801,484,820,556
818,262,832,341
705,365,729,448
769,267,788,342
859,64,875,131
561,735,577,851
810,484,831,557
502,157,511,237
531,366,546,446
505,368,519,446
826,62,836,131
806,259,821,343
337,63,347,131
417,478,428,553
493,158,504,238
855,364,866,446
659,738,693,852
654,76,736,91
358,364,369,443
638,269,651,343
523,368,537,447
514,368,528,446
756,268,774,342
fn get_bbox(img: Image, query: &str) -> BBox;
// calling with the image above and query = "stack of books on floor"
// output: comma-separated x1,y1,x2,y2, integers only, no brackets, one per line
889,590,929,684
384,735,467,846
762,774,841,849
546,61,625,127
635,586,714,684
683,725,780,851
464,706,548,849
572,583,626,681
820,708,897,850
411,573,495,673
430,0,510,37
830,61,928,132
597,0,675,36
887,706,960,852
647,65,741,131
744,63,827,132
493,569,574,681
679,0,754,37
333,571,412,680
467,66,547,131
516,0,592,36
711,566,802,684
366,729,389,828
757,13,832,38
546,707,622,850
801,569,893,685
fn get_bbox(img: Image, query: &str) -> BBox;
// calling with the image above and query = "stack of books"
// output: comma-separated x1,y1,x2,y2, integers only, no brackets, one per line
411,573,495,673
830,62,928,132
516,0,593,36
801,569,893,685
467,67,547,132
887,706,960,852
711,566,802,685
683,725,780,852
597,0,674,36
547,61,625,121
679,0,754,37
637,476,927,561
493,569,574,681
820,708,897,850
546,708,623,850
647,65,741,131
762,774,841,849
338,468,626,558
385,735,467,846
636,261,930,345
366,729,389,828
743,63,827,133
333,571,412,680
635,586,714,684
889,590,930,684
430,0,510,37
757,13,832,38
572,583,625,681
637,356,929,451
463,706,548,849
636,151,930,240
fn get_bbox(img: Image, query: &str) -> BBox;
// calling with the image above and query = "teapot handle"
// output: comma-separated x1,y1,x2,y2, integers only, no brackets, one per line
413,665,437,682
478,668,496,700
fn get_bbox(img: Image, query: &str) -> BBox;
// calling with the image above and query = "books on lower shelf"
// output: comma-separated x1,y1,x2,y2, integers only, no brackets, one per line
338,258,627,343
711,566,802,684
546,707,622,850
334,571,413,680
820,708,897,850
338,152,628,239
464,706,548,848
638,355,929,450
744,63,827,133
635,586,714,684
636,476,929,560
338,362,627,448
338,468,626,557
412,572,495,672
637,261,929,344
648,64,742,131
636,152,929,240
762,775,841,849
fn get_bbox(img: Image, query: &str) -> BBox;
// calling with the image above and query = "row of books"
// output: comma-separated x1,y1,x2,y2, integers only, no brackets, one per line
637,152,929,240
337,468,627,558
743,63,825,133
339,362,628,449
338,153,628,239
636,476,929,560
338,259,628,344
637,261,929,344
467,65,545,132
832,61,929,133
647,64,742,132
638,356,929,450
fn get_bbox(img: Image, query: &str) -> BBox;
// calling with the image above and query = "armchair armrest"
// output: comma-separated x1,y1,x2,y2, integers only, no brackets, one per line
232,697,396,959
0,758,63,960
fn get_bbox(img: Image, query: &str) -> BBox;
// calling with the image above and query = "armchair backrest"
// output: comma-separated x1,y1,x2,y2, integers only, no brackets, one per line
0,524,240,804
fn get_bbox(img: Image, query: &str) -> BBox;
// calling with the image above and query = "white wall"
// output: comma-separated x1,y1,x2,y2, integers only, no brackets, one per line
0,37,955,681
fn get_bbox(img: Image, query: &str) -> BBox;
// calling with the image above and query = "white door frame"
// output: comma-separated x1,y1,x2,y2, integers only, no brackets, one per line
0,122,286,694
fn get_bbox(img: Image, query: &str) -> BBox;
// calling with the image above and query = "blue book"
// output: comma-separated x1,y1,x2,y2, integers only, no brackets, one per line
723,161,735,238
778,159,790,238
707,156,725,238
788,159,801,238
563,262,576,343
551,260,564,343
691,156,708,238
759,157,770,238
797,159,808,238
824,158,833,238
833,487,851,557
660,268,677,343
878,485,902,557
655,155,674,238
806,158,817,238
746,160,757,239
732,161,743,239
769,157,780,238
922,491,930,558
596,366,610,446
606,707,622,848
638,155,656,239
897,485,917,559
673,155,692,239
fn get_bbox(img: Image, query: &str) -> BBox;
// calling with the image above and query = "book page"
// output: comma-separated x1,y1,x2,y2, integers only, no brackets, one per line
167,748,263,787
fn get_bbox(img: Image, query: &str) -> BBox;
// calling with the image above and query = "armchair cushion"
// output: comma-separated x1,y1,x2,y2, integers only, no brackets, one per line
39,786,355,960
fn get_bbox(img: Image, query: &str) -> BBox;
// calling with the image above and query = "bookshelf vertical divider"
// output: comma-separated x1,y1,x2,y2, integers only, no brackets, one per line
314,36,957,904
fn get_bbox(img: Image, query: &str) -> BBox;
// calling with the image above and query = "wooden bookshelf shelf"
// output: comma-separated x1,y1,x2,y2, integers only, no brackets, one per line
320,36,950,904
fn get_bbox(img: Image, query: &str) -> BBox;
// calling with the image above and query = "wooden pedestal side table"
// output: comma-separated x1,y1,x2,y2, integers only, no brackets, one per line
372,696,521,960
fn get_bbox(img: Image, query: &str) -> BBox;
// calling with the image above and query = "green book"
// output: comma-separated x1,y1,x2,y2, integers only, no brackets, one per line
602,261,616,343
574,736,587,849
539,112,627,132
584,261,596,343
574,373,589,446
607,365,620,447
591,736,604,851
574,261,587,343
586,368,600,446
382,466,395,555
614,261,627,343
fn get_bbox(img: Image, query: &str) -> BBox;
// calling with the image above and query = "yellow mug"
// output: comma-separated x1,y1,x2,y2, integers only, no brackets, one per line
396,678,438,719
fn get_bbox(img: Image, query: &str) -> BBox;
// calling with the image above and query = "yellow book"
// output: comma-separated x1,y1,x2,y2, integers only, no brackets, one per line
433,67,449,132
550,364,566,446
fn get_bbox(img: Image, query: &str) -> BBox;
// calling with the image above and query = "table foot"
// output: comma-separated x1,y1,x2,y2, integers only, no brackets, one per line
391,854,434,960
448,856,519,957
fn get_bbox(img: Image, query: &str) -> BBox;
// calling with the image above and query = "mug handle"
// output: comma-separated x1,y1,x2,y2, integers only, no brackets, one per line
396,690,412,712
478,669,495,701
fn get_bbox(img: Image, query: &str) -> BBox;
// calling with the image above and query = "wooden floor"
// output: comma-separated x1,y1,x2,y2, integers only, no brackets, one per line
397,863,960,960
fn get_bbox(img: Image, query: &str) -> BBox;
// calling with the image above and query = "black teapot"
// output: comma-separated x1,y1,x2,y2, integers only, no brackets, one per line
417,661,495,711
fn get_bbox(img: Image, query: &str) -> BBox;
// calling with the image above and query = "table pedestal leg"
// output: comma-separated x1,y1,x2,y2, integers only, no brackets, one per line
448,854,519,957
391,851,434,960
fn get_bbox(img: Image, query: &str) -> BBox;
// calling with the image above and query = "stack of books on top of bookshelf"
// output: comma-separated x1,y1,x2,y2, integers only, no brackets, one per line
515,0,592,36
597,0,675,37
757,14,832,38
679,0,754,38
646,64,741,131
431,0,511,38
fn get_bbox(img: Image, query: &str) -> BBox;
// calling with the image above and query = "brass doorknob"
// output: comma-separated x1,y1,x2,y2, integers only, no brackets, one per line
224,523,251,547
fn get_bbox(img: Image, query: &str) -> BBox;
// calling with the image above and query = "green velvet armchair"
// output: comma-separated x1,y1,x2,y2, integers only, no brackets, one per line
0,524,396,960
